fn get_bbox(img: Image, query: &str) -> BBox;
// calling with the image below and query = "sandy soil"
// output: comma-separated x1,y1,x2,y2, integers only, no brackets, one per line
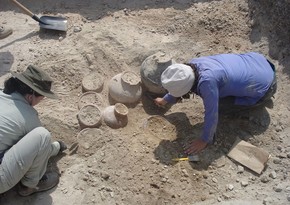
0,0,290,204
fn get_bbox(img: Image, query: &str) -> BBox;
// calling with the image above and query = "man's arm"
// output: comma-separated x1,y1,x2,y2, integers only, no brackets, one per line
185,79,219,154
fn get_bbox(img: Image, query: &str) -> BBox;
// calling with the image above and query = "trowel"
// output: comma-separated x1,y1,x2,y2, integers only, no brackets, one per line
172,155,200,162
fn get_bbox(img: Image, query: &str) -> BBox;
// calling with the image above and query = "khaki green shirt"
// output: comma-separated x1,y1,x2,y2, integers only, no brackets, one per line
0,91,41,153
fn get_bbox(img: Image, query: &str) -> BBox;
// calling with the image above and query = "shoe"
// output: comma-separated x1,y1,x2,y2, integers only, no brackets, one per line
0,26,13,39
58,141,67,153
17,172,60,197
51,141,67,156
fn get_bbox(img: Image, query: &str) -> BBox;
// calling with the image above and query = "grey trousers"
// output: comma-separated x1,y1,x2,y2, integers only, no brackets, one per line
0,127,59,194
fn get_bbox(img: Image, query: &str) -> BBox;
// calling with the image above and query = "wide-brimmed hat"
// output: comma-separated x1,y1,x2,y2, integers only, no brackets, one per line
161,64,195,97
12,65,58,99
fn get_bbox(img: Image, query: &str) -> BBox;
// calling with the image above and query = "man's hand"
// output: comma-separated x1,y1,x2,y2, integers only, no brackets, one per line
184,139,208,154
154,97,167,107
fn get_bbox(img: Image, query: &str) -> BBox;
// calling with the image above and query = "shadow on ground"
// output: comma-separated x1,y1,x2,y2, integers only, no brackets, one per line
153,105,271,171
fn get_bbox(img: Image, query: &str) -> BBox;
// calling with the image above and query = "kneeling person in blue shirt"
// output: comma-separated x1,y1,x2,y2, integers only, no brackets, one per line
154,52,277,154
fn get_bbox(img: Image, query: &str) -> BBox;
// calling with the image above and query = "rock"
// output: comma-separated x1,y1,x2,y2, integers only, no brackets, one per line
272,157,282,164
212,155,226,168
261,176,270,183
269,171,277,179
100,172,110,180
212,177,218,183
241,180,248,187
222,193,230,199
182,169,189,177
201,196,206,201
202,171,209,179
74,26,82,32
237,165,244,174
263,197,274,205
273,185,283,192
226,184,234,191
278,153,287,158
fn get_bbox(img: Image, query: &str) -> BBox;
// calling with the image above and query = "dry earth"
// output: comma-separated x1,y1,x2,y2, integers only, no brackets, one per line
1,0,290,205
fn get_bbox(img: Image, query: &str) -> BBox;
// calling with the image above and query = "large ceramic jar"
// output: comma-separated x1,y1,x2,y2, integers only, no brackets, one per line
108,71,142,104
140,51,176,95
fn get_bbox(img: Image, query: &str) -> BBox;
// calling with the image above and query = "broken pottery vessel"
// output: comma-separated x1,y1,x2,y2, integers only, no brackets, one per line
102,103,129,129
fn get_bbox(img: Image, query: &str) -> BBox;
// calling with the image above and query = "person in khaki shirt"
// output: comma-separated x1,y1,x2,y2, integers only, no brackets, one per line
0,65,67,196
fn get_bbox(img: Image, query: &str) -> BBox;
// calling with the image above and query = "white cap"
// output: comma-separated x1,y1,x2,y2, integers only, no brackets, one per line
161,64,195,97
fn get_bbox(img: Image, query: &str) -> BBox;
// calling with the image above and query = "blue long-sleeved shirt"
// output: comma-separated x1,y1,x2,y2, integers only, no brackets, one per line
163,52,274,143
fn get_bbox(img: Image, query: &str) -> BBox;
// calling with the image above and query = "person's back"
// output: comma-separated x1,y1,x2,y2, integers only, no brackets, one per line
191,52,274,105
0,91,41,153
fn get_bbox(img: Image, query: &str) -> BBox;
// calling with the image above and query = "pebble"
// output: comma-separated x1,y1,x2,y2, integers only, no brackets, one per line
100,172,110,180
277,145,283,150
287,194,290,201
222,193,230,199
272,157,282,164
269,171,277,179
202,171,209,179
278,153,287,158
161,177,167,183
212,155,226,168
226,184,234,191
182,169,189,177
261,176,270,183
263,197,273,204
241,180,248,187
237,165,244,174
74,26,82,32
273,185,283,192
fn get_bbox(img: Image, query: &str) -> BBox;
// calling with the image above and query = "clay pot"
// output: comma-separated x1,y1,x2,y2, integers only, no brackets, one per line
82,72,104,92
78,91,104,110
108,71,142,104
102,103,128,129
140,51,176,94
77,104,102,129
77,128,105,156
